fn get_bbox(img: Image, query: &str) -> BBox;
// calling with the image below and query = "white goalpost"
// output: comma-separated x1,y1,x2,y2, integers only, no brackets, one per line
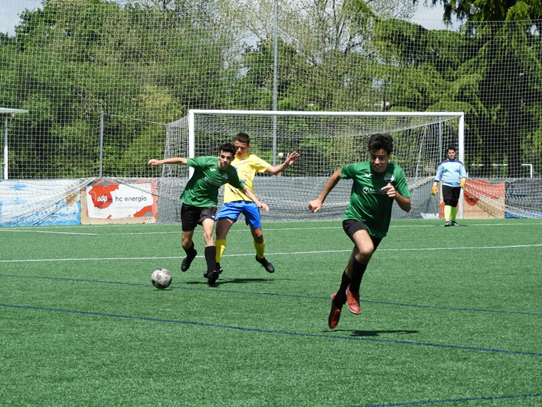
159,109,465,223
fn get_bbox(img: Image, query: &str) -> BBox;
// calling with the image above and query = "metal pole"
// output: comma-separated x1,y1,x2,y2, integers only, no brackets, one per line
99,111,104,179
458,114,465,219
438,118,443,162
272,0,279,166
188,109,195,178
3,117,8,180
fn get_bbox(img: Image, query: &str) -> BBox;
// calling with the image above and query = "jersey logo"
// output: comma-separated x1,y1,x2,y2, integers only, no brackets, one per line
221,174,228,180
384,174,394,183
363,186,387,195
210,168,217,172
364,173,372,178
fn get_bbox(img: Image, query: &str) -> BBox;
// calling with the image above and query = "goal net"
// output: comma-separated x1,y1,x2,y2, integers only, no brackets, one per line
159,110,465,222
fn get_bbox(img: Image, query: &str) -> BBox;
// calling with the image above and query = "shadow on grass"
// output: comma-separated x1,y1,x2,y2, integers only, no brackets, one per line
183,277,273,287
333,329,419,337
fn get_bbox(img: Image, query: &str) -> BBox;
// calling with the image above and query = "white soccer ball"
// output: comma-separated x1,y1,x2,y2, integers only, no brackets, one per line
151,268,172,289
278,152,284,159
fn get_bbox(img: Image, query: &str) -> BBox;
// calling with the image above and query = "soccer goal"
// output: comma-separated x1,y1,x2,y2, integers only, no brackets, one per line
159,110,465,223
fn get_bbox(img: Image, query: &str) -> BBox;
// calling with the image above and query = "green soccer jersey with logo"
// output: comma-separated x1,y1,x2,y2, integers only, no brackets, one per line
341,161,411,238
181,156,244,207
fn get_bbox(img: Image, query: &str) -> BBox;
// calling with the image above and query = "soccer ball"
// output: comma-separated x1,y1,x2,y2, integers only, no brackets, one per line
151,268,172,289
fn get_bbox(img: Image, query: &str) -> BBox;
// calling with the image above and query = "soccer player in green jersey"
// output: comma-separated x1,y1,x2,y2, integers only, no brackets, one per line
215,132,300,275
148,143,268,286
308,134,411,329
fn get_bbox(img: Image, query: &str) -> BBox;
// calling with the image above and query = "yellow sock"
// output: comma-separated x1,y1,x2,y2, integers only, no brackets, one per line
254,241,265,259
444,205,452,221
215,239,226,263
451,206,457,221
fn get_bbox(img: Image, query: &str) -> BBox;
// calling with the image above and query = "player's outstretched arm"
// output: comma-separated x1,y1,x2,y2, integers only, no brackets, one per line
266,151,300,175
147,157,187,166
308,169,341,213
242,188,269,212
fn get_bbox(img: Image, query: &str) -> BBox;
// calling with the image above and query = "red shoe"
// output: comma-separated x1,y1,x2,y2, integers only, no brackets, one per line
328,293,342,329
346,286,361,315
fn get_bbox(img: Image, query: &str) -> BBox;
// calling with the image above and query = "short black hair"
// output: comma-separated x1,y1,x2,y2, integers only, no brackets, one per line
219,143,236,156
447,145,457,152
368,133,393,154
235,132,250,144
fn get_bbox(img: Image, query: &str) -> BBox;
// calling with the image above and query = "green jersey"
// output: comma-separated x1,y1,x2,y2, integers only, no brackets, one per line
181,156,244,207
341,161,411,238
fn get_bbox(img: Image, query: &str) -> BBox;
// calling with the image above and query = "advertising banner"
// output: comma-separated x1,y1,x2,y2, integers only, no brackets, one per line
82,180,157,224
0,180,81,226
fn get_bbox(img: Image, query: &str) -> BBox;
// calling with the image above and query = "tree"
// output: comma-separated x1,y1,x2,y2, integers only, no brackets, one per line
414,0,542,25
412,0,542,176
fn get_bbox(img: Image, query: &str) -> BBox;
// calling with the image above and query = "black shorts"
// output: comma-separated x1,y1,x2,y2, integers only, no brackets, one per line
342,219,382,251
442,185,461,206
180,203,217,232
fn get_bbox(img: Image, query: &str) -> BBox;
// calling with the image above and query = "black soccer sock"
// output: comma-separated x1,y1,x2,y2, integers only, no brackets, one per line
349,258,368,293
184,241,197,259
204,246,217,273
334,271,350,306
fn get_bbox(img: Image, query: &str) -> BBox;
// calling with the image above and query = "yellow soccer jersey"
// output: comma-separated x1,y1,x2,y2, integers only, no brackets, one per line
224,154,270,203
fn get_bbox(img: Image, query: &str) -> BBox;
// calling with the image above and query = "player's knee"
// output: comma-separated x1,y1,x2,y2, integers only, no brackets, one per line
203,231,214,245
356,247,374,262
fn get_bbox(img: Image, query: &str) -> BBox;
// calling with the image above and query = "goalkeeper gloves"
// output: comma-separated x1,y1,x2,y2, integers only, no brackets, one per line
460,178,466,189
430,182,438,196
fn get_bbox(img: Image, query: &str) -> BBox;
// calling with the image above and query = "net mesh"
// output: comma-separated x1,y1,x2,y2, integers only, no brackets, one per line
0,0,541,224
159,111,463,222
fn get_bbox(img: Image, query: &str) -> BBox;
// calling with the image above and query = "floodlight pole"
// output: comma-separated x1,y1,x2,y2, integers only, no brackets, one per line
99,111,104,179
272,0,279,166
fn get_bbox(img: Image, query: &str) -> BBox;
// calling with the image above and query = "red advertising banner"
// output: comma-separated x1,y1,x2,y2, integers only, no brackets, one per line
81,180,158,224
439,179,505,219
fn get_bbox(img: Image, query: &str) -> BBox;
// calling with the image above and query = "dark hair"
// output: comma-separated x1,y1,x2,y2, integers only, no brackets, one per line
447,145,457,152
235,132,250,145
368,133,393,154
219,143,236,156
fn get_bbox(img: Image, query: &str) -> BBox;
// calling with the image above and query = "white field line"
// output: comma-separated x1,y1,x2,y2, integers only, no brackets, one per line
1,223,541,236
1,244,541,263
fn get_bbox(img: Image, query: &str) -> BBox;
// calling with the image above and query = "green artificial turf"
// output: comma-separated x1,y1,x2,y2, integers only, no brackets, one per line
1,219,541,406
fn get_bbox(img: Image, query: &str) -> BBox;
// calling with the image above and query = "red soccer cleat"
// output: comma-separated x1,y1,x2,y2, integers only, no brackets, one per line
346,286,361,315
328,293,342,329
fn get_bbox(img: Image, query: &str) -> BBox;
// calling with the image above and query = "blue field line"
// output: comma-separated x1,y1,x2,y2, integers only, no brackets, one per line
357,393,542,406
1,273,542,317
2,302,542,358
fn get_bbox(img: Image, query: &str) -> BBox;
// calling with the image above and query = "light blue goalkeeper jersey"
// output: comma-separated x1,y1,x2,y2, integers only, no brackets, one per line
434,159,467,187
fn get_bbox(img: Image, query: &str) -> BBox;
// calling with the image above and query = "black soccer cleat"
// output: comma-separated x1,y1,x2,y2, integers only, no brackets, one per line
207,270,219,286
215,263,224,274
255,256,275,273
181,250,197,272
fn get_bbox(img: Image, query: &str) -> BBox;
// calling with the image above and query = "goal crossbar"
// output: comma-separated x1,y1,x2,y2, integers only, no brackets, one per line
188,109,465,159
179,109,466,221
